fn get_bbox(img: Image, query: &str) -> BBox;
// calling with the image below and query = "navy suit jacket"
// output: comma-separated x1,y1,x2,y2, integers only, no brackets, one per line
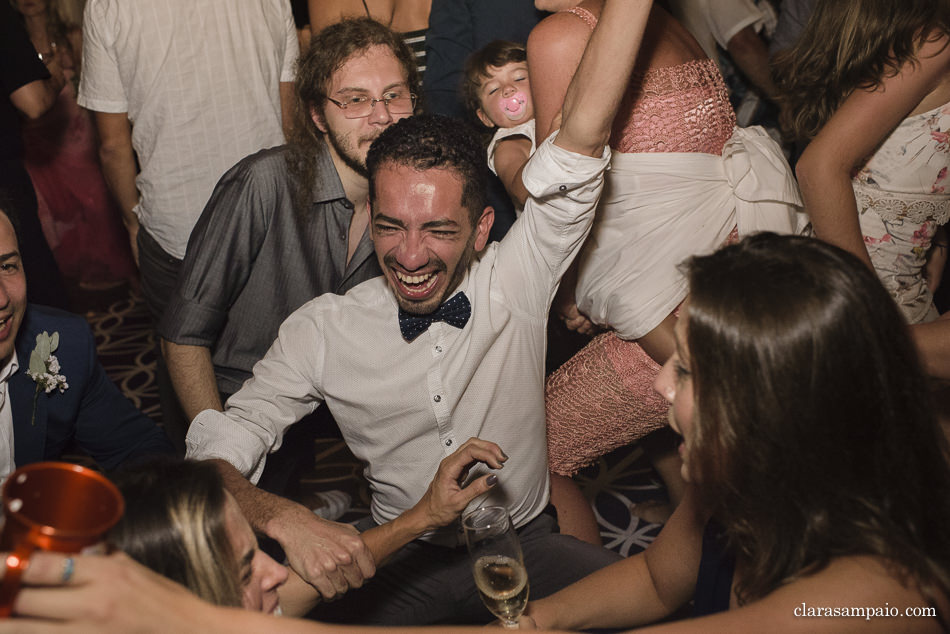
10,305,174,470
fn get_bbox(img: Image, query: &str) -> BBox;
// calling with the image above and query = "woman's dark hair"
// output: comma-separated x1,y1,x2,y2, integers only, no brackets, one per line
774,0,950,141
684,233,950,614
108,459,242,607
461,40,528,124
366,114,488,226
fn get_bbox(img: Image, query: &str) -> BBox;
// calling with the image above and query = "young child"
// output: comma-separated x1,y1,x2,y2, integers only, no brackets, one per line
463,40,535,214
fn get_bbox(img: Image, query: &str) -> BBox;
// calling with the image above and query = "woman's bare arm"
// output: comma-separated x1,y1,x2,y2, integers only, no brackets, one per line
525,487,706,631
796,33,950,270
634,555,947,634
527,10,590,143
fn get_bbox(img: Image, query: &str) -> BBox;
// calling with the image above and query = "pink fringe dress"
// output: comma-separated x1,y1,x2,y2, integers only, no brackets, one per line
546,6,736,475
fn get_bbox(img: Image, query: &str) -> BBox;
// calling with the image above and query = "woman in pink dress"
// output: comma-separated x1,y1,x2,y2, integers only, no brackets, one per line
16,0,136,289
529,0,803,541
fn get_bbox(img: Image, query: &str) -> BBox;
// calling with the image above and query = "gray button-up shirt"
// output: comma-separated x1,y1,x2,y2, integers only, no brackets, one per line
159,142,381,395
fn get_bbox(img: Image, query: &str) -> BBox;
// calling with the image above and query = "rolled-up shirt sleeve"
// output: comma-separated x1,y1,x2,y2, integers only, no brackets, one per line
158,158,273,348
185,301,328,484
496,132,610,317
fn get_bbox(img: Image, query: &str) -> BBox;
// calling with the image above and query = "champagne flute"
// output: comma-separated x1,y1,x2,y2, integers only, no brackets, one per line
462,505,529,629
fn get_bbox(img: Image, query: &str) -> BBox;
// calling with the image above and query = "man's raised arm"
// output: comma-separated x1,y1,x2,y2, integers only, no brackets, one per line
553,0,654,158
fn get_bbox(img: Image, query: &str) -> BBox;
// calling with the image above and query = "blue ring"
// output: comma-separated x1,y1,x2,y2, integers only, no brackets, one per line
61,556,75,584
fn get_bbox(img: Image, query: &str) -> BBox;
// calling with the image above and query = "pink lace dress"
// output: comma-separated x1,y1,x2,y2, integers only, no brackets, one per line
546,6,803,474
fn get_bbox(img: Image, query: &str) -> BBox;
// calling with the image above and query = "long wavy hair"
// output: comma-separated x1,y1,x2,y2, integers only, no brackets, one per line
774,0,950,141
108,459,243,607
286,18,421,215
683,233,950,619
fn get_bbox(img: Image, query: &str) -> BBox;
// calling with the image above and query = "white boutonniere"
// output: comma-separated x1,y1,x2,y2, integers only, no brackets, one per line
27,331,68,425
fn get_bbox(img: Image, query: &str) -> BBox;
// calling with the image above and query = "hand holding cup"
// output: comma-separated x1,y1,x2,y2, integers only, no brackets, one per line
0,461,124,616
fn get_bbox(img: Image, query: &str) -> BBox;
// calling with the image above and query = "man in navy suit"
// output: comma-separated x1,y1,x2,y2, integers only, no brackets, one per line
0,207,173,479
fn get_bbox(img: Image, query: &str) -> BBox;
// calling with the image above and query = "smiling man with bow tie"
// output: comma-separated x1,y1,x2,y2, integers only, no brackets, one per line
186,112,622,623
184,0,657,619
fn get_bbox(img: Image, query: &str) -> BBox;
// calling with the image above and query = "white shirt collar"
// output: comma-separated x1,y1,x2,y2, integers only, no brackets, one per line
0,351,19,385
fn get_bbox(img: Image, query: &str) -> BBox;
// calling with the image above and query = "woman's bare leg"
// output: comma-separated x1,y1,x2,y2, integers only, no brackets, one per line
545,311,683,532
636,311,677,364
549,472,603,545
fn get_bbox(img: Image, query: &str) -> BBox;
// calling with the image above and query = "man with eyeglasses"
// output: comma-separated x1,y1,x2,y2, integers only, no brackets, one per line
159,18,417,590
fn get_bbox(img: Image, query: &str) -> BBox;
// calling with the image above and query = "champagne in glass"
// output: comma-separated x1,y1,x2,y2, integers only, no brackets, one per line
472,553,529,622
463,506,529,628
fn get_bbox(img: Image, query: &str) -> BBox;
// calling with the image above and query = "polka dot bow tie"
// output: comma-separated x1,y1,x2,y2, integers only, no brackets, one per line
398,292,471,342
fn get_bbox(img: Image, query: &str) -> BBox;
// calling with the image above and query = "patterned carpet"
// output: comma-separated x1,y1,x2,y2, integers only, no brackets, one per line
84,289,665,556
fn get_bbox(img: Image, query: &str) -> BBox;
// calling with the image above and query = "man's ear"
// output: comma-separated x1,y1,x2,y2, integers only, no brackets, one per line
473,206,495,251
475,108,495,129
310,104,328,133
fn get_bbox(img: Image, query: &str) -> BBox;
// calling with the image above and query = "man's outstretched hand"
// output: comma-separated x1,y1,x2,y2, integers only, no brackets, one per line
359,437,509,566
416,436,508,529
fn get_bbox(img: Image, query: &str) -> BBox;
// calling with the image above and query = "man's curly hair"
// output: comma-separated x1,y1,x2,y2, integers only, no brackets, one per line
286,18,420,214
366,115,488,226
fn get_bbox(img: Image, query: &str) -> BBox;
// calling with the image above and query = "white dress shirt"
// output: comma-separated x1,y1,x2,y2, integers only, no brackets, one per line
187,135,610,539
78,0,298,258
0,352,20,483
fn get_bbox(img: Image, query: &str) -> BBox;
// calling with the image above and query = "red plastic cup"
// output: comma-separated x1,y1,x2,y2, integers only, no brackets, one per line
0,462,124,616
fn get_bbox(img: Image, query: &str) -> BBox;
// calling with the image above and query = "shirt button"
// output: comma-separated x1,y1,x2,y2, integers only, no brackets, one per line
558,185,567,191
445,439,452,447
435,345,442,353
433,395,441,403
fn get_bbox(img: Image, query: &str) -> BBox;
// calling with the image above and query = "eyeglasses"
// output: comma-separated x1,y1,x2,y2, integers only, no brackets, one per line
326,92,417,119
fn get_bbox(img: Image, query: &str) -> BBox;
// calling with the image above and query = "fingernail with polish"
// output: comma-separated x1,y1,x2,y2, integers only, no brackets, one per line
486,474,498,487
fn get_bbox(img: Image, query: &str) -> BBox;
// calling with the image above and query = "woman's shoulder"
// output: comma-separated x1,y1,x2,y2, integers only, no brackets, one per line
721,555,948,633
527,9,591,62
531,4,597,36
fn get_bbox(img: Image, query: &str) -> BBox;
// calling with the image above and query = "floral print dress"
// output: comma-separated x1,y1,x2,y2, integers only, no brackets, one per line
854,101,950,323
